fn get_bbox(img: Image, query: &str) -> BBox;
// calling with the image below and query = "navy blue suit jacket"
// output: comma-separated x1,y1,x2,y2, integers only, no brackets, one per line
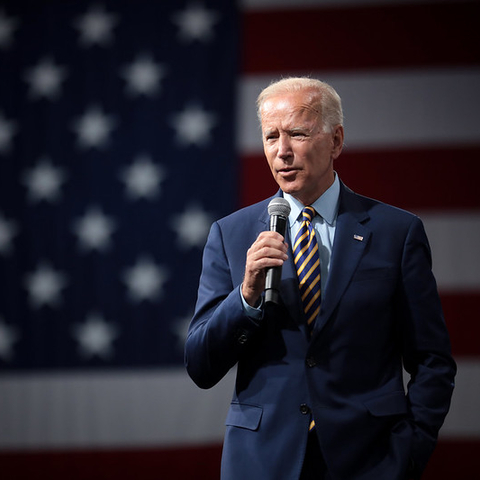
185,181,456,480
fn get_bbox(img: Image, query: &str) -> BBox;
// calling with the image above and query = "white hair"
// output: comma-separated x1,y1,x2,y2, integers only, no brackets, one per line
256,77,343,133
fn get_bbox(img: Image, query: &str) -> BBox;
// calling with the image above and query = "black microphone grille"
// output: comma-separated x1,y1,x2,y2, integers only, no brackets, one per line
268,197,291,218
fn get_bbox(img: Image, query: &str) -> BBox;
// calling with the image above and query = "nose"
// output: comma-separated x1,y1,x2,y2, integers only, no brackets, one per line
277,134,292,160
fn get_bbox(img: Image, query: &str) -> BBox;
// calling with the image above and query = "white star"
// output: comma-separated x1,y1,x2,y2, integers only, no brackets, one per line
24,262,68,309
72,105,117,149
0,9,19,49
170,104,216,147
0,111,18,154
122,256,168,302
73,312,118,360
0,212,19,255
74,4,119,47
171,3,220,43
121,54,167,97
0,318,19,362
23,57,68,100
120,155,166,200
22,157,67,203
72,206,116,252
171,203,213,249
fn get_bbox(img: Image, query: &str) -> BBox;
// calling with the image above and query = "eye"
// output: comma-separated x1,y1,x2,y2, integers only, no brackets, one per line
291,131,306,138
264,133,278,142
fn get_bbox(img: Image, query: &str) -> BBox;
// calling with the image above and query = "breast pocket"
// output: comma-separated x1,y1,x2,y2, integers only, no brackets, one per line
225,402,263,431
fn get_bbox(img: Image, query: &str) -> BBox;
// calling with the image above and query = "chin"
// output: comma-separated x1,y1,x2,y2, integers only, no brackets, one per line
279,183,301,197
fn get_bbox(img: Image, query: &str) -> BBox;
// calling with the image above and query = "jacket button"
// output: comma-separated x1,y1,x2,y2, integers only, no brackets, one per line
299,404,310,415
306,357,316,368
237,333,248,345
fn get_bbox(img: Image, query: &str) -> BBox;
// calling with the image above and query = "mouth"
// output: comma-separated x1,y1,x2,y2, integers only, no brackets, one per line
278,167,299,177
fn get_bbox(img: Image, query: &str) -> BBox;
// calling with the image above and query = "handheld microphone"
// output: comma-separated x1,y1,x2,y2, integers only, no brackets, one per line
265,197,291,304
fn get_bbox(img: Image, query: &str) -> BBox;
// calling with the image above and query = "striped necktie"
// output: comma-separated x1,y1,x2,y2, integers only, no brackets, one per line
293,206,321,333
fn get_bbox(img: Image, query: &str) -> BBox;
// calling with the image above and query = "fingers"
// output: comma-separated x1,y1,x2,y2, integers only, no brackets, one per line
248,231,288,268
242,231,288,306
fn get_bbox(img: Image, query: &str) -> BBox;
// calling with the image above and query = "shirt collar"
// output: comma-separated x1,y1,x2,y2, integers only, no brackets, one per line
284,173,340,227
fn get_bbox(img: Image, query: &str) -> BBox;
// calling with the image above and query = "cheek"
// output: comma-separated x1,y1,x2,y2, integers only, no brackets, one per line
264,155,277,176
263,144,274,160
264,147,278,167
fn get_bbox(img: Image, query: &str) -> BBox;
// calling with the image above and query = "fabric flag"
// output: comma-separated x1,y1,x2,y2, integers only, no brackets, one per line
0,0,237,478
1,0,479,479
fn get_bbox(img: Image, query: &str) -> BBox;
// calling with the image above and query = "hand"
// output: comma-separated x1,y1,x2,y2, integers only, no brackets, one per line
242,231,288,307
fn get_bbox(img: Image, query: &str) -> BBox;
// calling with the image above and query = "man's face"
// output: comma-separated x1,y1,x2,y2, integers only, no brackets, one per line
260,90,343,206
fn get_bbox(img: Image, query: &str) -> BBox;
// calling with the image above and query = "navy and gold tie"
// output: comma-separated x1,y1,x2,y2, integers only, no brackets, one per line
294,206,321,432
293,206,321,334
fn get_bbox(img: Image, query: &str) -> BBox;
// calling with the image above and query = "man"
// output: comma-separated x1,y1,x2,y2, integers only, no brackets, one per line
185,77,456,480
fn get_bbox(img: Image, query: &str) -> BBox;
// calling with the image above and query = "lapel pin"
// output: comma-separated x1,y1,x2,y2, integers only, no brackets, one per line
353,234,364,241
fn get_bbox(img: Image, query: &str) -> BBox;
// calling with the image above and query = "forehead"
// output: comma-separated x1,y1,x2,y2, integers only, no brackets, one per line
260,91,321,128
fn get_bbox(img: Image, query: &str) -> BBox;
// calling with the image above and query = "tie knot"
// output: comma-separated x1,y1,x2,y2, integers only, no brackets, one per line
302,206,316,222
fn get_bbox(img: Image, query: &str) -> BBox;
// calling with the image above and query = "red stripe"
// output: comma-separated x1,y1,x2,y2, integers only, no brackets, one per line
338,146,480,212
240,146,480,211
242,3,480,73
423,439,480,479
1,439,479,479
0,444,222,480
441,292,480,358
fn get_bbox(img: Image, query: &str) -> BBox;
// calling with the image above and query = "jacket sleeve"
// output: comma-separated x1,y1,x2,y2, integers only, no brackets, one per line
399,215,456,477
184,220,264,389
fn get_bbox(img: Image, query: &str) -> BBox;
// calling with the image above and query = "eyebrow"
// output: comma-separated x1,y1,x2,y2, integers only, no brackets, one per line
263,125,310,135
263,128,277,136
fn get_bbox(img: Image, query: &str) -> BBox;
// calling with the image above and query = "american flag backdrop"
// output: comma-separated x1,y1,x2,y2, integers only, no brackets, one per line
0,0,479,479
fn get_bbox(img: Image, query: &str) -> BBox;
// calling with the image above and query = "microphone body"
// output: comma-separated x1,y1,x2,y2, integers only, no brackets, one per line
265,198,291,304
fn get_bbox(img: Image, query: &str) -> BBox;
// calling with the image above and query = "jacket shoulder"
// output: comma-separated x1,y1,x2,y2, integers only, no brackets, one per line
341,183,420,225
216,196,274,227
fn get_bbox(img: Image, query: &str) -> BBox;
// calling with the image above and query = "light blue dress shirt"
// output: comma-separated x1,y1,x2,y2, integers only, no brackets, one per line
284,172,340,295
242,174,341,319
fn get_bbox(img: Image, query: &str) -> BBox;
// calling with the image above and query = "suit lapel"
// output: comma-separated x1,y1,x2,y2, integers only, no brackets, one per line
280,228,307,331
311,184,371,338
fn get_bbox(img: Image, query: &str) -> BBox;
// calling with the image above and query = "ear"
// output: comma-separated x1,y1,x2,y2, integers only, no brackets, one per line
331,125,344,160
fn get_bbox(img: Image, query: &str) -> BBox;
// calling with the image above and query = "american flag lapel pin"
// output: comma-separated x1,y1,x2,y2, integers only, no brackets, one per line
353,234,364,241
